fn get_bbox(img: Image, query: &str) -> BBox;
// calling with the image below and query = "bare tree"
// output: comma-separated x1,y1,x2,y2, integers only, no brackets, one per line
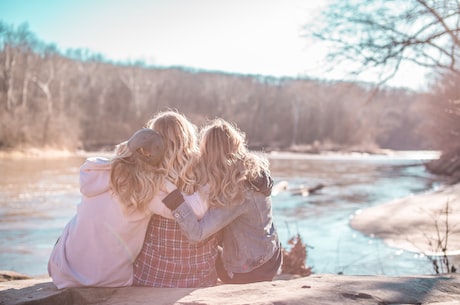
0,23,37,112
305,0,460,86
305,0,460,177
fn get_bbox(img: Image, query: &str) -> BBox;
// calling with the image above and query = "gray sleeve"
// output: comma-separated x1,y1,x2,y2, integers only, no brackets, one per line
172,201,244,243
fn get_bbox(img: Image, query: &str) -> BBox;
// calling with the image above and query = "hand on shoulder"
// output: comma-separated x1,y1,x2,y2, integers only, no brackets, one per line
247,170,274,196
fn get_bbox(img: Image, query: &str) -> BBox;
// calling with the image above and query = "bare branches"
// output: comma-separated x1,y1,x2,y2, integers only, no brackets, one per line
417,0,460,47
305,0,460,85
423,200,457,274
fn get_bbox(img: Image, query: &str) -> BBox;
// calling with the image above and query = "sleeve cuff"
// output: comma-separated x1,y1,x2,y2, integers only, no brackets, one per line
171,202,194,222
162,189,185,210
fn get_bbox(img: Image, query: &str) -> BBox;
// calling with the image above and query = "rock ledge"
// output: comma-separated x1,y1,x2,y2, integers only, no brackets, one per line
1,274,460,305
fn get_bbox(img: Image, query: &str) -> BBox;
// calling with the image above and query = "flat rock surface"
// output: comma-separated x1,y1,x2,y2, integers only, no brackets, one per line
1,274,460,305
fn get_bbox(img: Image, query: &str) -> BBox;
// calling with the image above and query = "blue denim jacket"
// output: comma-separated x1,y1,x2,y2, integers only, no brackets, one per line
171,189,280,274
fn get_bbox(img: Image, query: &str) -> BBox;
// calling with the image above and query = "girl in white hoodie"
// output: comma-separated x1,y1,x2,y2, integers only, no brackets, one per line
48,128,204,288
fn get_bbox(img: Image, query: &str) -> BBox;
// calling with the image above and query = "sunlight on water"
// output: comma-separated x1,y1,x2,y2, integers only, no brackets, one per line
268,152,442,275
0,152,443,276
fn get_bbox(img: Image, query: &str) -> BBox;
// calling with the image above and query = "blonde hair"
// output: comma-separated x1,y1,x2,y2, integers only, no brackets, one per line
146,110,199,194
198,118,269,208
110,142,166,214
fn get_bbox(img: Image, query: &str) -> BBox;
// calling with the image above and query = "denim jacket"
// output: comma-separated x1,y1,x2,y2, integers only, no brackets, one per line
169,188,280,274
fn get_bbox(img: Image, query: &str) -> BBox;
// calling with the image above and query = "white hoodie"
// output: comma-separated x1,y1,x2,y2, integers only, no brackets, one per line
48,157,207,288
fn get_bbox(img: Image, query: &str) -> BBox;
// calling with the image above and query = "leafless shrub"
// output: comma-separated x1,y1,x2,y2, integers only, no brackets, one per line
281,234,312,277
424,200,457,274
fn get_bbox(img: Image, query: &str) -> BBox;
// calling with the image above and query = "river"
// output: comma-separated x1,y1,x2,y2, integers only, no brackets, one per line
0,151,443,276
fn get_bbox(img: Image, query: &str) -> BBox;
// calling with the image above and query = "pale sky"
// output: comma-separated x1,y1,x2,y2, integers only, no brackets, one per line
1,0,429,90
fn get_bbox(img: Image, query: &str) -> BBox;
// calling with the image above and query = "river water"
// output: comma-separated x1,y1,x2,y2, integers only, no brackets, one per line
0,151,443,276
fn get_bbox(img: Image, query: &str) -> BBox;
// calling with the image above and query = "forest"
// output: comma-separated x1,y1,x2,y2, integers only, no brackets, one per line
0,21,458,155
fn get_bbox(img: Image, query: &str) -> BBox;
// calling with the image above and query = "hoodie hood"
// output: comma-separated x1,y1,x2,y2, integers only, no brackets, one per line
79,157,112,197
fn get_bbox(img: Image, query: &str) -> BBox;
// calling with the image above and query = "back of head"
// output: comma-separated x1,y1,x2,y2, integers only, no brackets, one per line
200,118,246,165
127,128,165,166
111,129,166,213
199,119,250,207
146,110,199,193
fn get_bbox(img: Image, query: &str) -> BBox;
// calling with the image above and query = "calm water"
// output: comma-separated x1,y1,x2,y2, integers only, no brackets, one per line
0,151,443,276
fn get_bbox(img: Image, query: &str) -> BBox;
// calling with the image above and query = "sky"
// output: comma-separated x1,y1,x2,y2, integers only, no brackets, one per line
1,0,429,90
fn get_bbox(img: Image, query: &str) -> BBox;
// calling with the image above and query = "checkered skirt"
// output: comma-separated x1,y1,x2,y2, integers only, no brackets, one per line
133,214,219,287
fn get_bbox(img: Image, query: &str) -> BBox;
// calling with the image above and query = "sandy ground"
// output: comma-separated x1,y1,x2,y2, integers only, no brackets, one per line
351,183,460,260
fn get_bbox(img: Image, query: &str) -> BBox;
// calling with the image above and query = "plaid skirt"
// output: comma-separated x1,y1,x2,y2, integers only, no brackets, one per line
133,214,219,287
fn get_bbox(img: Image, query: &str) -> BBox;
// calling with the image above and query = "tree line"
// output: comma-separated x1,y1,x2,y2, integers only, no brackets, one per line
0,21,451,154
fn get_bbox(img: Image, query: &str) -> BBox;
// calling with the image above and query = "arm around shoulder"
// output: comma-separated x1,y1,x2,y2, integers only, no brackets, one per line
163,189,244,242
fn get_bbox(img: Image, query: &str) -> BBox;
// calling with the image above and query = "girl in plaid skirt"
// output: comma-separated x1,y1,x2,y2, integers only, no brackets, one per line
133,111,219,287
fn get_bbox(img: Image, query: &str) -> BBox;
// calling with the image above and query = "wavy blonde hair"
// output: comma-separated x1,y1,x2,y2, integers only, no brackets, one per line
110,142,166,214
198,118,269,208
146,110,199,194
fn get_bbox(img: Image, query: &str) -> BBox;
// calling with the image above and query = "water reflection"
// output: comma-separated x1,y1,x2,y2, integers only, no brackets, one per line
0,152,443,276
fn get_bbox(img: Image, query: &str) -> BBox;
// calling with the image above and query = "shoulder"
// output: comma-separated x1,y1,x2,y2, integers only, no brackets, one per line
245,169,273,196
82,157,111,169
79,157,112,196
80,157,112,175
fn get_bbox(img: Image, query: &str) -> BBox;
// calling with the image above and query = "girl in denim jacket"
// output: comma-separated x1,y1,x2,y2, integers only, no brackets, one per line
163,118,282,284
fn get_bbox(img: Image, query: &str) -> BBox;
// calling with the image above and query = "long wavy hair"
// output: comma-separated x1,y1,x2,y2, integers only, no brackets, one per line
146,110,200,194
110,142,167,214
198,118,269,208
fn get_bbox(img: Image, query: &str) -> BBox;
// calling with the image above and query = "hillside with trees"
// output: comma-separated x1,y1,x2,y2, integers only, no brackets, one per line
0,21,443,155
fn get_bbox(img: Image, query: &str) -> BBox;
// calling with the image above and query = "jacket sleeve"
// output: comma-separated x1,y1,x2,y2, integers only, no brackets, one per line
172,203,244,243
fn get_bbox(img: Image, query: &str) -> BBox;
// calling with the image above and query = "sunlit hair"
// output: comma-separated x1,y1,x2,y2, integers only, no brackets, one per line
146,110,199,194
198,118,269,208
110,142,166,214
